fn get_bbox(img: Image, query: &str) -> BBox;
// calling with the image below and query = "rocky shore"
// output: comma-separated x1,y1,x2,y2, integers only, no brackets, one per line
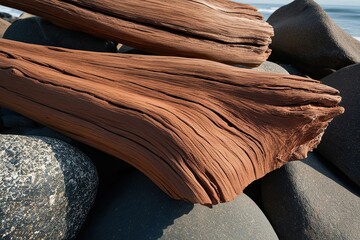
1,0,359,239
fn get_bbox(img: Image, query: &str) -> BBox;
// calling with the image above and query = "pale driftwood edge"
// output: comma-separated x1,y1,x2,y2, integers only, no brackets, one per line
0,39,343,205
0,0,273,66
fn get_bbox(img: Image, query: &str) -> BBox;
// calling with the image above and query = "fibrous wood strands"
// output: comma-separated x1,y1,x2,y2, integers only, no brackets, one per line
0,0,274,66
0,39,343,205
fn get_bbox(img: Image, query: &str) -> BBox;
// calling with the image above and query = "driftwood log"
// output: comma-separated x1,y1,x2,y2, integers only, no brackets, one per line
0,0,273,66
0,39,343,205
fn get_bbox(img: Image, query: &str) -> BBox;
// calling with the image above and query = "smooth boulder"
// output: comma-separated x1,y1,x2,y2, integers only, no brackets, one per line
268,0,360,78
0,135,98,240
262,153,360,240
254,61,289,74
0,109,37,131
318,64,360,187
3,17,117,52
78,171,278,240
279,64,308,77
236,61,290,74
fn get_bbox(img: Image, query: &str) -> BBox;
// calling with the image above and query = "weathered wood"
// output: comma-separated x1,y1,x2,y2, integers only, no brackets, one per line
0,0,273,66
0,39,343,205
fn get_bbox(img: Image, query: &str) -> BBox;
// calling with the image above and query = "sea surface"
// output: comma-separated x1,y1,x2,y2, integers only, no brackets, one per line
246,3,360,41
0,3,359,41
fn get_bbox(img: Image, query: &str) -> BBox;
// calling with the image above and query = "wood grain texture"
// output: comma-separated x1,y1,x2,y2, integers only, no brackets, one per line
0,0,273,66
0,39,343,205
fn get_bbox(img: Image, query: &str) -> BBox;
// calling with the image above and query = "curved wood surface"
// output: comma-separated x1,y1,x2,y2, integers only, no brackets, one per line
0,0,273,66
0,39,343,205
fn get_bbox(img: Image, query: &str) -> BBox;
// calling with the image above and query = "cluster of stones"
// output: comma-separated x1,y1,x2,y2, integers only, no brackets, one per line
0,0,359,239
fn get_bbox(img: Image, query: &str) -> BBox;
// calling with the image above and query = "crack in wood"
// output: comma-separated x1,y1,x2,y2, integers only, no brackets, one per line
0,39,344,205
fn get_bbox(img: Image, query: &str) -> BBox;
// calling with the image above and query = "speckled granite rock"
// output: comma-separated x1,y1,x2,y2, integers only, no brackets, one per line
3,17,117,52
78,171,278,240
0,135,98,240
261,153,360,240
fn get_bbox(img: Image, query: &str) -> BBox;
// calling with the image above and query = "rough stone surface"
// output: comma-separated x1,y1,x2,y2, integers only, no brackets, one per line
78,170,278,240
318,64,360,187
0,18,10,37
0,135,98,240
261,153,360,240
3,17,117,52
268,0,360,78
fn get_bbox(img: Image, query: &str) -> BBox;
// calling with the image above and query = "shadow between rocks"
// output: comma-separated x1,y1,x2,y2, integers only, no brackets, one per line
77,170,194,240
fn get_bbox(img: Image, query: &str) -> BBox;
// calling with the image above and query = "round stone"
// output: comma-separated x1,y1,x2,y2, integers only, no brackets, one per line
78,170,278,240
0,135,98,240
261,153,360,240
318,64,360,187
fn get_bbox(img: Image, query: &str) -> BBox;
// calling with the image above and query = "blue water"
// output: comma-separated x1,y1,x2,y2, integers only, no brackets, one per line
0,3,359,41
247,3,360,41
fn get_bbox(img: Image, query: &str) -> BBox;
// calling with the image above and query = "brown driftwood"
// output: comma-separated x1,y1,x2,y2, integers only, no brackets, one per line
0,0,273,66
0,39,343,205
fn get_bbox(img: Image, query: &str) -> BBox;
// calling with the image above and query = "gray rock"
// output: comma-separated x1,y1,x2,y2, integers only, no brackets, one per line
261,153,360,240
268,0,360,79
254,61,289,74
236,61,289,74
23,127,73,144
318,64,360,187
118,44,150,55
278,64,308,77
1,114,37,129
4,17,117,52
78,171,278,240
0,109,38,134
0,18,10,38
0,135,98,240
